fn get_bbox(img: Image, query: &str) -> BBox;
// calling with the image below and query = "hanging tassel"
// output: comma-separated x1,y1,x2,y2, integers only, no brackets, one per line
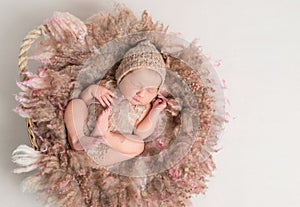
12,145,41,174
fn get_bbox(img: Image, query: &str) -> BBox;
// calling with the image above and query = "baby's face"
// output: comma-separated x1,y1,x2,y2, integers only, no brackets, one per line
118,68,162,106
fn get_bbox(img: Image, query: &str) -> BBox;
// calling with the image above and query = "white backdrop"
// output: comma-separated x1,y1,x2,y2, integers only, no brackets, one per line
0,0,299,206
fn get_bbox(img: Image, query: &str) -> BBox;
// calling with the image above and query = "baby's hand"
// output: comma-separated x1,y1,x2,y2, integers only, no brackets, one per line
152,93,167,112
92,85,116,107
91,107,111,137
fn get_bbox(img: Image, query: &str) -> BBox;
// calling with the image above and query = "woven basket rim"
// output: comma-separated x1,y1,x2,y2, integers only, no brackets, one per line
18,24,45,150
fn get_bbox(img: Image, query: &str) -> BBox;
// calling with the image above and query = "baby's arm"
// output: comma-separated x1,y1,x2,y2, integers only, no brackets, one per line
91,94,166,155
79,84,97,106
133,94,167,139
80,84,115,107
133,109,161,139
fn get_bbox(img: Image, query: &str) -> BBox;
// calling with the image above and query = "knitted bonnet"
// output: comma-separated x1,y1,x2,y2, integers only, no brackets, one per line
115,40,166,88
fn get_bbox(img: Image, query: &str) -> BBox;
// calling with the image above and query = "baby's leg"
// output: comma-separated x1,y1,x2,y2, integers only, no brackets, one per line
92,146,145,167
64,99,100,150
64,99,87,150
102,132,145,155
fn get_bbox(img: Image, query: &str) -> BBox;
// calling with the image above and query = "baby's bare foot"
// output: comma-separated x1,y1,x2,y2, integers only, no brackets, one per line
91,107,111,137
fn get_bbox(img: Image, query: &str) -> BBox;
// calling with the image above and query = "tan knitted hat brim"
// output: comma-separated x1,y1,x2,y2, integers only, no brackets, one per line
115,40,166,88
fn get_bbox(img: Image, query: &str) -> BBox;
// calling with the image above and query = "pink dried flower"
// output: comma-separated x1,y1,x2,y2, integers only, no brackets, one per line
213,59,222,67
155,137,165,150
16,81,29,91
28,55,51,64
13,107,29,118
221,78,228,89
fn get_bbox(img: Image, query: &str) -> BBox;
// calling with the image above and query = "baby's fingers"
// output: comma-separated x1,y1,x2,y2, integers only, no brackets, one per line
98,97,107,107
156,97,166,104
104,94,114,105
157,93,167,102
156,98,167,108
102,96,112,107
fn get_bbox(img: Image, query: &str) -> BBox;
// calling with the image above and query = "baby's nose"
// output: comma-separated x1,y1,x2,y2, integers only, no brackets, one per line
136,90,146,97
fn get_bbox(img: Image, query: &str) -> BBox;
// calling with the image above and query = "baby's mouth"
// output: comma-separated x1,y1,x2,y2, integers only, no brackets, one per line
132,96,141,103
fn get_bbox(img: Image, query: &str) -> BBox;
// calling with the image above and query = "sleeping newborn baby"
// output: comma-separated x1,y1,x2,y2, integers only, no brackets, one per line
64,40,167,166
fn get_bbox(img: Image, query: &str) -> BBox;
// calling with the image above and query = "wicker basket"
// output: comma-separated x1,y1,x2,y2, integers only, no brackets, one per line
18,25,45,151
13,9,228,206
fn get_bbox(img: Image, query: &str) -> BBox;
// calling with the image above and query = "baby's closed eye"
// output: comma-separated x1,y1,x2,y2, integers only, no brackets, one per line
146,88,158,93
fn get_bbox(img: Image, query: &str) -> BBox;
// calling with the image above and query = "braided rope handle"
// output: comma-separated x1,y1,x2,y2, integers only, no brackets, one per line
18,25,45,151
